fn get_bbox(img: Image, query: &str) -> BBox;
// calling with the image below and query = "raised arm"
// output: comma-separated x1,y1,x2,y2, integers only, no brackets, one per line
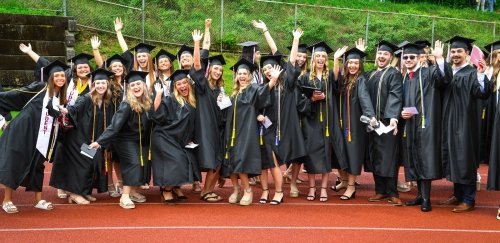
333,46,348,81
19,43,40,63
289,28,303,67
91,36,104,67
252,20,278,55
192,29,204,71
202,18,211,50
153,83,163,111
355,38,366,52
114,17,128,53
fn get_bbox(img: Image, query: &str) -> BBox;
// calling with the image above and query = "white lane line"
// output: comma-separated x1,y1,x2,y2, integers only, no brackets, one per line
0,226,499,233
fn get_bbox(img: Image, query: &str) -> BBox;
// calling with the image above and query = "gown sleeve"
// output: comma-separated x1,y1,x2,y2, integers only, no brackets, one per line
383,70,403,120
357,76,376,118
96,101,131,148
67,94,89,127
0,82,46,113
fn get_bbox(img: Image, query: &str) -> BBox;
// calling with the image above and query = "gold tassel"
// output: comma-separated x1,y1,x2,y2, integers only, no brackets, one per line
348,131,351,142
231,129,235,147
320,111,323,122
259,134,263,145
225,151,229,159
148,148,152,160
482,108,486,120
421,115,426,129
325,126,330,137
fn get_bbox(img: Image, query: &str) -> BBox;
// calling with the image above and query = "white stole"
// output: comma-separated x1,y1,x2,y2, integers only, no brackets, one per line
35,92,59,158
66,78,78,106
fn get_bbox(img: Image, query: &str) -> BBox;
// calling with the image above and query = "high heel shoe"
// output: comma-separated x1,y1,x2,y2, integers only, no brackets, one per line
290,187,300,198
68,194,90,205
306,187,316,201
320,187,328,202
260,188,269,204
270,191,284,205
57,189,68,199
330,180,347,192
228,187,242,204
240,188,253,206
340,185,356,200
172,187,188,201
160,187,177,205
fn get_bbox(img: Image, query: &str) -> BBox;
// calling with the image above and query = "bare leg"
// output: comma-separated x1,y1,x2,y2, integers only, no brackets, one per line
270,152,283,202
307,174,316,200
3,186,13,203
290,163,300,196
260,169,270,202
320,173,329,202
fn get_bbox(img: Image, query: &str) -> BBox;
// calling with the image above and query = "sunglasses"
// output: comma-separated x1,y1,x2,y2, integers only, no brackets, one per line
402,55,418,60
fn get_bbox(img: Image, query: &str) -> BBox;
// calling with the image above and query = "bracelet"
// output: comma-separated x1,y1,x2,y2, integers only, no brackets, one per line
263,29,268,33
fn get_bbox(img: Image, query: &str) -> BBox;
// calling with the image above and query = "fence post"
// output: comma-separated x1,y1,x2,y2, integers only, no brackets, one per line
493,22,496,41
141,0,145,42
431,17,435,45
220,0,224,53
62,0,67,16
365,11,370,45
294,4,297,29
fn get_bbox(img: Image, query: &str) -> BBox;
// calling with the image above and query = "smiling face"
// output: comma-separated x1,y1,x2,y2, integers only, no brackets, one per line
128,80,145,98
93,79,108,95
210,64,223,81
76,64,91,79
136,53,149,69
450,48,467,66
236,68,251,89
314,51,327,70
347,59,360,75
157,57,172,72
376,50,392,68
403,54,419,70
110,62,124,76
53,71,66,88
262,64,274,80
296,52,307,67
175,78,191,98
180,53,193,69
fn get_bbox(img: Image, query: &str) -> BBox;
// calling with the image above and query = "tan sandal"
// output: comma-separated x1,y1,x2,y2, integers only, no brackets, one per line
2,201,18,214
34,200,54,210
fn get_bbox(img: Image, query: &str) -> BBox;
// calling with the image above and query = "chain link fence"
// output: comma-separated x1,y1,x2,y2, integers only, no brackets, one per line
3,0,498,57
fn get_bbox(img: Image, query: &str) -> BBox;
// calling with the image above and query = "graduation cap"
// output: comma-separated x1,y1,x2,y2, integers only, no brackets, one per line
42,60,69,82
230,58,257,73
287,43,308,54
125,70,148,83
260,54,283,67
207,55,226,66
415,40,432,48
306,41,334,54
131,43,156,54
168,69,191,94
154,49,176,64
484,40,500,53
344,48,367,60
105,54,128,68
400,43,425,55
446,36,475,52
87,68,115,81
300,86,320,98
238,41,260,53
68,53,93,66
177,45,194,59
376,40,399,54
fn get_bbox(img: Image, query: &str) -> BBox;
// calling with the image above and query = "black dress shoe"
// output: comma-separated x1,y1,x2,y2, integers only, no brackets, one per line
421,199,432,212
405,196,423,206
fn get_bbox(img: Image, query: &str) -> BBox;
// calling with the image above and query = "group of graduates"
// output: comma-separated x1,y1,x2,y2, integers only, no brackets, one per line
0,18,499,219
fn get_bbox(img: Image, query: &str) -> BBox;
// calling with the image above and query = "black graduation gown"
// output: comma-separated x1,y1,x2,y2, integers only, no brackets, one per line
222,83,271,177
337,74,376,176
365,66,403,177
96,102,151,186
0,87,59,192
49,94,113,194
151,96,200,186
260,61,307,169
401,66,445,181
297,70,348,174
487,91,500,190
441,64,491,185
482,89,498,164
190,67,225,171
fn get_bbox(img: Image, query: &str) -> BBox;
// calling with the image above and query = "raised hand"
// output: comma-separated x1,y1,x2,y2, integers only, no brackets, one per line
91,36,101,50
205,18,212,29
334,46,348,60
192,29,203,42
114,17,123,32
252,20,267,31
355,38,366,52
292,27,303,39
431,40,444,59
19,43,32,53
154,82,163,95
477,59,487,73
270,65,283,81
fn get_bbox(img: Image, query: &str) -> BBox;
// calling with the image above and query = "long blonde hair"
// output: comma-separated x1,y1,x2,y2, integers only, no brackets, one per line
172,78,196,108
487,50,500,90
133,53,156,91
231,71,252,97
126,82,152,113
309,53,329,82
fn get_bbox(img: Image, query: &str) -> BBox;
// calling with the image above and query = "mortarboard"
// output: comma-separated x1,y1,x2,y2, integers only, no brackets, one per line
306,41,334,54
42,60,69,82
131,43,156,54
176,45,194,60
230,58,258,73
344,48,367,60
87,68,115,81
260,54,283,67
400,43,425,55
125,70,148,83
105,54,128,68
446,36,475,52
287,44,308,54
376,40,399,54
68,53,93,66
154,49,176,64
415,40,432,48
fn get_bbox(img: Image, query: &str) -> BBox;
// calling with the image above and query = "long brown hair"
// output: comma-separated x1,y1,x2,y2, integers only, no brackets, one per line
342,59,364,93
208,65,224,90
48,73,68,105
133,53,156,91
487,50,500,90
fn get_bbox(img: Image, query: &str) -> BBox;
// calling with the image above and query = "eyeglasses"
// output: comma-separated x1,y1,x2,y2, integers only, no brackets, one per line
402,55,417,60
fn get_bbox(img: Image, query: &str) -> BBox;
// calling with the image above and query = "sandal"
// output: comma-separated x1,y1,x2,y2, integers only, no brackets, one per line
201,192,223,203
116,180,123,195
57,189,68,199
270,191,284,205
108,184,120,198
228,188,242,204
307,187,316,201
2,201,18,214
320,187,328,202
34,200,54,210
68,194,90,205
290,188,300,198
340,185,356,200
140,183,150,190
84,195,97,202
173,187,188,201
330,180,347,192
260,188,269,204
119,196,135,209
130,192,147,203
160,188,177,205
192,181,202,193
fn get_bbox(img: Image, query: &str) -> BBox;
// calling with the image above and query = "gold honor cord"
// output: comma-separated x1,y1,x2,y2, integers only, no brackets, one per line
374,68,390,121
92,104,109,173
347,89,351,142
325,78,329,137
339,91,343,129
402,74,407,138
230,93,239,147
148,125,153,160
418,68,425,129
77,78,89,95
138,113,144,167
47,94,60,161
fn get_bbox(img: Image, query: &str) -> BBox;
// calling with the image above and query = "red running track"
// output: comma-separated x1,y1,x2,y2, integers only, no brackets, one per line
0,164,499,242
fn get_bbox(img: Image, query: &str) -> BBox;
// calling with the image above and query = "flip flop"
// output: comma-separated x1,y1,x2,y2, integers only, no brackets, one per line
34,200,54,211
